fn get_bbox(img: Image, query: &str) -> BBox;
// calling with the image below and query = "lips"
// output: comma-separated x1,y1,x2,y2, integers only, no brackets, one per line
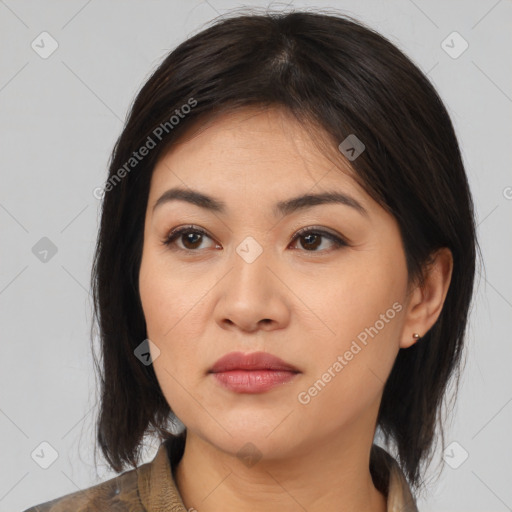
209,351,300,394
209,351,299,373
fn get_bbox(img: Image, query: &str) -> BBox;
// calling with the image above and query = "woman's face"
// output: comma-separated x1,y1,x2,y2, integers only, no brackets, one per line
139,107,413,460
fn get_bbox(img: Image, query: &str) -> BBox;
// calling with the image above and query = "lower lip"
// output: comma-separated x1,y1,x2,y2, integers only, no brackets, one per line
211,370,299,393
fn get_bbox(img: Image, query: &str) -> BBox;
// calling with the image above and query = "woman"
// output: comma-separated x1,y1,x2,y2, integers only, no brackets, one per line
24,8,478,512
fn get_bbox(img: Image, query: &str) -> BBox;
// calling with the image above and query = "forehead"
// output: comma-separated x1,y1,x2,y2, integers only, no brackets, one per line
149,107,369,208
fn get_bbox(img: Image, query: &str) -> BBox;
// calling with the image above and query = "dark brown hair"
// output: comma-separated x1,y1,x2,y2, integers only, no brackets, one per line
90,8,479,497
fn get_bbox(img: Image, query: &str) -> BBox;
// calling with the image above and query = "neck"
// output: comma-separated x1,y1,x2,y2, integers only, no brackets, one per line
173,421,387,512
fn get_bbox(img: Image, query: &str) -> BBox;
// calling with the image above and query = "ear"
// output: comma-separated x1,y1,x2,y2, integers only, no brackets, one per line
400,247,453,349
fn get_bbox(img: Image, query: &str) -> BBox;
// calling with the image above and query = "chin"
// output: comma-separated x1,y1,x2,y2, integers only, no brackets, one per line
187,418,290,455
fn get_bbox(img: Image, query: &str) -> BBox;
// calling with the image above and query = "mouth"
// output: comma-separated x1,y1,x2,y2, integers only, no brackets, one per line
209,351,300,394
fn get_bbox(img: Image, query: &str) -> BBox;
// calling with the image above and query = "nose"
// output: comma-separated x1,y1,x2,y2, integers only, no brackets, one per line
215,243,291,333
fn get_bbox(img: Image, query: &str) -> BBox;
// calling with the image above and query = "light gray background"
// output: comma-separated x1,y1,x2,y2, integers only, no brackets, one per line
1,1,511,511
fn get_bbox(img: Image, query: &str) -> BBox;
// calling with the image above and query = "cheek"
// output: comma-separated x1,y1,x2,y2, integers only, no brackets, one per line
294,303,402,435
138,259,200,418
138,249,214,397
139,248,204,340
298,255,406,347
292,255,406,413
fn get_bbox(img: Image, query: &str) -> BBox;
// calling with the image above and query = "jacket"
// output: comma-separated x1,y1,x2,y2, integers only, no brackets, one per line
23,440,419,511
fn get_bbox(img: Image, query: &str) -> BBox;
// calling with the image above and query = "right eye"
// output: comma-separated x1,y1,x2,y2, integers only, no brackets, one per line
161,225,220,252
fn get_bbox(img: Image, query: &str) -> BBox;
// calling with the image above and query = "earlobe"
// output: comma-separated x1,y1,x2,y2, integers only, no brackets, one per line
400,247,453,349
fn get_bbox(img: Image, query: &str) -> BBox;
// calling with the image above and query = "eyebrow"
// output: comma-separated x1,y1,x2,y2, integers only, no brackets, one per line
152,187,368,218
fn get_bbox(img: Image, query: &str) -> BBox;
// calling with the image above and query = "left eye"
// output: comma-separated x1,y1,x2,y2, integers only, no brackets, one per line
162,226,348,253
290,227,348,252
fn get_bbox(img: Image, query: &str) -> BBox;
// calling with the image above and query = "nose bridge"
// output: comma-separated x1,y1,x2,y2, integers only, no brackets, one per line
230,234,273,296
215,233,289,331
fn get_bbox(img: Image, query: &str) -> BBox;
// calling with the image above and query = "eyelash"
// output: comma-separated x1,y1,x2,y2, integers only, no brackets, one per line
161,225,349,254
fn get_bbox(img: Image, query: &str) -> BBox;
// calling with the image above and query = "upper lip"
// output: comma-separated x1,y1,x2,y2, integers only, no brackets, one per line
209,351,300,373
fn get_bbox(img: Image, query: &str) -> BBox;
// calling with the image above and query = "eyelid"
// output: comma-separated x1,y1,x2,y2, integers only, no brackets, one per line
167,224,209,239
291,225,348,244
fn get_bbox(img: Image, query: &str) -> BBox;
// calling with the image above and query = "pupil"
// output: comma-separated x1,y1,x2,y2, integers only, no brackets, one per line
303,234,320,250
185,233,201,248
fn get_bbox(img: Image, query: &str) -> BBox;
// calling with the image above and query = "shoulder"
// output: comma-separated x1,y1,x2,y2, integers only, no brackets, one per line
22,464,145,512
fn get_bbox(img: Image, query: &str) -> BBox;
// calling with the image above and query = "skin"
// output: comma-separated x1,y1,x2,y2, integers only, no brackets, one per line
138,107,453,512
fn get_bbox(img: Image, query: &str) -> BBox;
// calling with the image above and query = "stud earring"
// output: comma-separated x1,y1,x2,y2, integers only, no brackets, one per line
412,333,421,340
